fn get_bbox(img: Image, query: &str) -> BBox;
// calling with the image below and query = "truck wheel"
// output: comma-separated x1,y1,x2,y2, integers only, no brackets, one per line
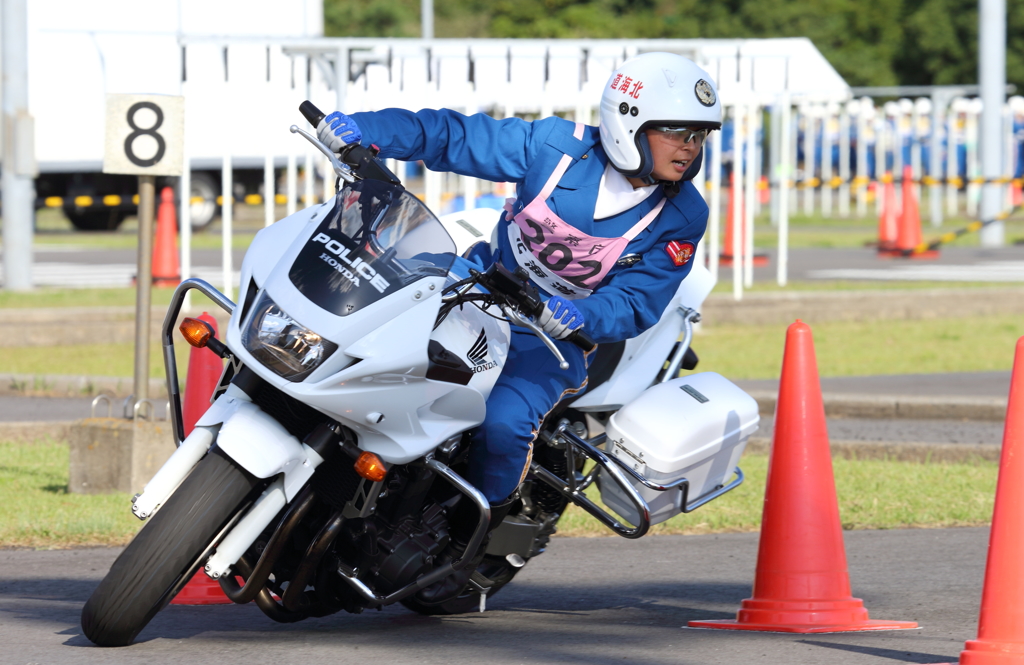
187,172,218,232
80,449,261,646
65,208,126,231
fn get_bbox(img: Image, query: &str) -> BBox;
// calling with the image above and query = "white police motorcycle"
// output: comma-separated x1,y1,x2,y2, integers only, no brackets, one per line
81,102,760,646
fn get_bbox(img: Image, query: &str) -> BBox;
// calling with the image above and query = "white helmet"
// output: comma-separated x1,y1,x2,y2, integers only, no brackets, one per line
599,52,722,180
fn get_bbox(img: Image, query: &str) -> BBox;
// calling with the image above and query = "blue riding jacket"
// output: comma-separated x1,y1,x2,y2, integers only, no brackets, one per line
351,109,709,344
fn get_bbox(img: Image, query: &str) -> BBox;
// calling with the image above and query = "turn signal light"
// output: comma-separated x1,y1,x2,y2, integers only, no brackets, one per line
179,317,214,348
354,451,387,482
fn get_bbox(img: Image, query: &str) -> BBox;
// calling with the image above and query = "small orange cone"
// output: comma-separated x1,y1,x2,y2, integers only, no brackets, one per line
956,337,1024,663
876,172,899,253
891,165,938,259
758,174,770,205
152,186,181,287
1013,180,1022,208
171,312,230,606
689,321,918,633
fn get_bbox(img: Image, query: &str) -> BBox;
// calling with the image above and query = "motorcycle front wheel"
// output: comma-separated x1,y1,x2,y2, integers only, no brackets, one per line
81,448,261,646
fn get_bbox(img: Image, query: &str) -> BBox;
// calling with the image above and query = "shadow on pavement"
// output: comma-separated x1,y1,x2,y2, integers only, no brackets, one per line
799,639,956,664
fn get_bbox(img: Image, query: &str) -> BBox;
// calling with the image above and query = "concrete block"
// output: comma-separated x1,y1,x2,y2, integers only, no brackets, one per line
68,417,176,494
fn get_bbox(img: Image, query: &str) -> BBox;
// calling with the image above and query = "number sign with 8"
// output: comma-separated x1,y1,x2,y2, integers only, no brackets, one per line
103,94,183,176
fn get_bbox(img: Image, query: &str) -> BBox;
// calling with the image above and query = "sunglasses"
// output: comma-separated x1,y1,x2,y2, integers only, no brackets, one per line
651,126,708,147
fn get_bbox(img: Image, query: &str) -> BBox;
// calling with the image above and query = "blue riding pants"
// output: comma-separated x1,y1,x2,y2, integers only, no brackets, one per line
467,328,589,503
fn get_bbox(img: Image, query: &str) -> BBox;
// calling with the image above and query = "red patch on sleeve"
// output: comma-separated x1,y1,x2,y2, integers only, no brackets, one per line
665,241,695,267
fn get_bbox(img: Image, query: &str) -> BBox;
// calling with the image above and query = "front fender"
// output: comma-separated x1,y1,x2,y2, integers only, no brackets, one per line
216,401,323,500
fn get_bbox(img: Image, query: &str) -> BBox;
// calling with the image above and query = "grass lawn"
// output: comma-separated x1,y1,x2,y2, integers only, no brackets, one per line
1,342,192,382
691,315,1024,380
0,439,996,548
2,314,1017,383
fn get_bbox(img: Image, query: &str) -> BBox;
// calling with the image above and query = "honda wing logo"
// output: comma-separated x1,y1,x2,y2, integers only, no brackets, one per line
467,329,498,373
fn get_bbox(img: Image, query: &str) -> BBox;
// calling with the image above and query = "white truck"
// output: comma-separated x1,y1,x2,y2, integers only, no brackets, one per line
25,0,323,230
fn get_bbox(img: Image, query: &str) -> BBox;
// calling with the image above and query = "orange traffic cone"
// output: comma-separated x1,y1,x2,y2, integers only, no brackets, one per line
758,174,770,205
153,186,181,286
876,172,899,253
172,312,230,606
689,321,918,633
892,165,938,259
1013,180,1022,208
956,337,1024,663
181,312,224,438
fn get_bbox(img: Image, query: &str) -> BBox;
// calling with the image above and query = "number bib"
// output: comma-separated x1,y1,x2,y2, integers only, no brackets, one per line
504,123,666,300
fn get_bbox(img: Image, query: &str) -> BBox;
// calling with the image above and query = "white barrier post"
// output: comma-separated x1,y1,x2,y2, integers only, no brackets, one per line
947,100,961,215
744,102,757,288
821,103,834,218
1004,103,1014,211
802,105,815,216
966,99,981,218
856,98,869,217
264,154,275,227
875,107,886,216
221,152,233,302
286,151,297,217
708,124,722,284
769,100,781,226
732,104,744,301
777,93,791,287
838,101,851,218
930,95,945,226
911,98,924,206
180,140,192,312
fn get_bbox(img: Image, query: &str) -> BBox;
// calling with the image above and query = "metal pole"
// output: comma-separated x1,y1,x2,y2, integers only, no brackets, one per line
802,106,815,216
732,105,744,301
821,104,834,218
134,176,156,405
222,154,233,302
769,101,781,226
856,98,869,216
875,110,887,216
180,144,192,313
744,102,756,288
708,126,722,284
838,103,851,217
947,103,960,215
1,0,34,291
980,0,1007,245
421,0,434,40
930,92,945,226
778,94,791,287
264,154,275,226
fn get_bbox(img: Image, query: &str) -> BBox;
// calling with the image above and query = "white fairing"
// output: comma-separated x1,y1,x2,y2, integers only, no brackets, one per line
572,261,715,411
221,198,508,466
598,373,760,526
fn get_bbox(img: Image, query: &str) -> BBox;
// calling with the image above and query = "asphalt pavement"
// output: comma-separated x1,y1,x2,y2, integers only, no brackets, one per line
1,527,987,664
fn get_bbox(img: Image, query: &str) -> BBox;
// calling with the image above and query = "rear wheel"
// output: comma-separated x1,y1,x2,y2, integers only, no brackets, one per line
81,449,260,646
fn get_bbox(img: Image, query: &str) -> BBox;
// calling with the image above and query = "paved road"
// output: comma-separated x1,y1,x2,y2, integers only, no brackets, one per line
12,245,1024,287
1,528,987,664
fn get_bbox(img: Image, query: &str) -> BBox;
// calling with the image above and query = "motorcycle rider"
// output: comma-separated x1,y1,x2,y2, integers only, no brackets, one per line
316,52,722,603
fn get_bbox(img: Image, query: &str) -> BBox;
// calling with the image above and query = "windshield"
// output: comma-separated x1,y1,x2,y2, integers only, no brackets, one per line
289,179,456,317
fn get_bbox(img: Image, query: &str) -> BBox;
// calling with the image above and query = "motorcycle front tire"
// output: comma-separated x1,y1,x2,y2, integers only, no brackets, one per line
81,448,261,646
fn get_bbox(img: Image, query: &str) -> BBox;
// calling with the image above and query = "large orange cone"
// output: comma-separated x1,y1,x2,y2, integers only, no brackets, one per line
876,172,899,252
954,337,1024,663
181,312,224,437
689,321,918,633
172,311,229,606
890,165,938,259
153,186,181,286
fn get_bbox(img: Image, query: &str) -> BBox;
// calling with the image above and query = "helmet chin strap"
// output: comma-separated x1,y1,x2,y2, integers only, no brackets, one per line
652,147,705,198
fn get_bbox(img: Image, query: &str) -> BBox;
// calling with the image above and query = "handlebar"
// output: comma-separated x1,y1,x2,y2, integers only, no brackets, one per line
476,263,596,354
298,101,401,186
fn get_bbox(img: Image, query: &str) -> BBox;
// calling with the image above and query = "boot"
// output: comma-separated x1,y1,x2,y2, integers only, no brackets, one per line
415,493,518,605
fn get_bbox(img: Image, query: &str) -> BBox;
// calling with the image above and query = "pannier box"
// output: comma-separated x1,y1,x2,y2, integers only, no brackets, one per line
598,372,760,526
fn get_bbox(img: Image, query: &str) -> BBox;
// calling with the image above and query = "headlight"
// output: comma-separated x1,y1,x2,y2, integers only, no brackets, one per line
242,292,338,382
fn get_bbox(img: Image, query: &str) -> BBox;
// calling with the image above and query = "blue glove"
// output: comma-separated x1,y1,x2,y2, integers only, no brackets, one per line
316,111,362,154
537,297,584,340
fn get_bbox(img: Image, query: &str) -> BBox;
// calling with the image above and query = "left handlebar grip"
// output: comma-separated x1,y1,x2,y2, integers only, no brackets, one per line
567,328,596,353
299,101,326,127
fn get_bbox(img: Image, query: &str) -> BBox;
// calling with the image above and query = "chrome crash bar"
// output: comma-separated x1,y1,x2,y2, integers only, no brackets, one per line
162,278,236,446
333,457,491,607
530,421,744,539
